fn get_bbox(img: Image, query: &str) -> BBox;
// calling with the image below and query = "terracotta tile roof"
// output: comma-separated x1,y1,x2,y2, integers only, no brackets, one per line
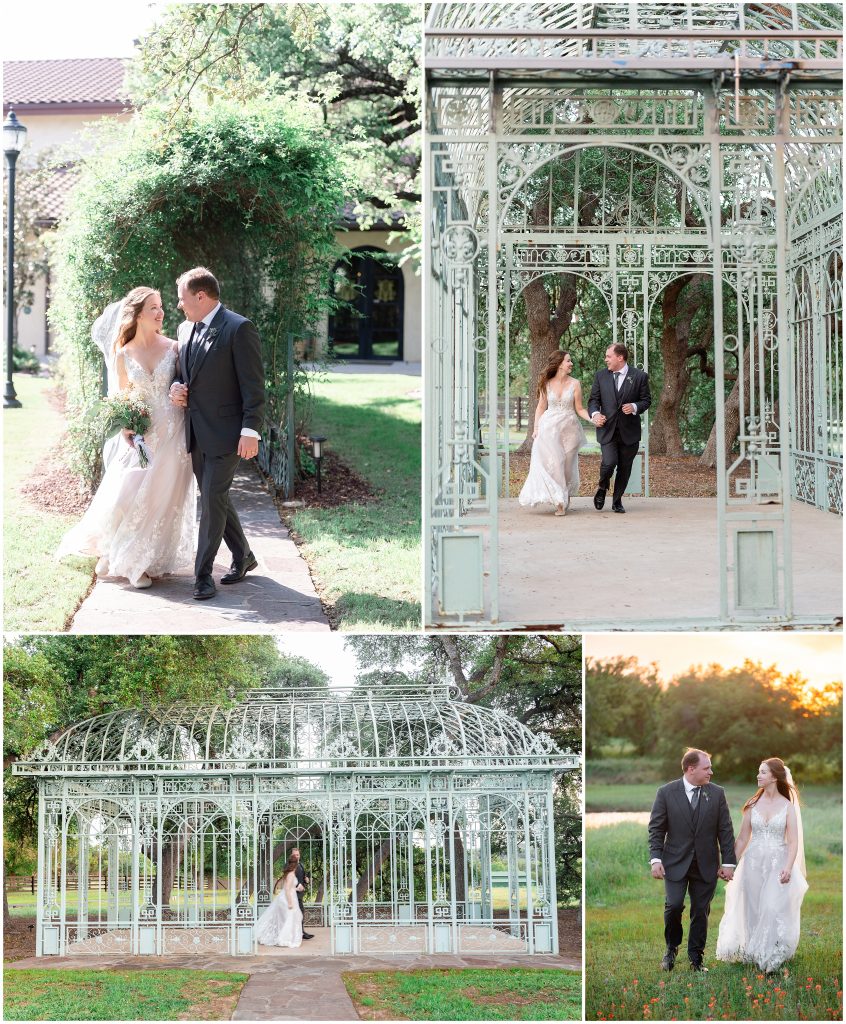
3,58,129,108
32,165,80,224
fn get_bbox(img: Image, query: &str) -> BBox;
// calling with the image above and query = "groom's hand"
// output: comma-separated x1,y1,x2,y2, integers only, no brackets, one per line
170,381,188,407
650,862,665,879
718,867,735,881
238,435,259,460
592,412,606,426
622,403,636,414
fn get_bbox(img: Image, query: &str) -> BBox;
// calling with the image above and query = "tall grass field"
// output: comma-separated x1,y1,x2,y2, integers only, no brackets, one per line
586,782,842,1021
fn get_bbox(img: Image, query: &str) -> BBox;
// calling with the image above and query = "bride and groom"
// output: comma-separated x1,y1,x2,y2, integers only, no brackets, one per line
518,342,651,516
58,268,265,600
255,847,314,949
649,749,807,974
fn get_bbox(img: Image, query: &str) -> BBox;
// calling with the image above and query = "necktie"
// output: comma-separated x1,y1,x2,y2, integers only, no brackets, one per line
691,786,700,821
187,322,204,374
614,371,621,391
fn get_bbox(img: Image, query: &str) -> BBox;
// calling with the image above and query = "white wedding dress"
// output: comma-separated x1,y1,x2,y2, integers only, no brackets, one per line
519,382,587,508
716,804,808,972
255,877,303,948
57,349,196,585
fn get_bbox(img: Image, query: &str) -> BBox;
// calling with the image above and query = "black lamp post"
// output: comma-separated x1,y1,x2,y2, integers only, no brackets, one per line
4,109,27,409
310,434,327,493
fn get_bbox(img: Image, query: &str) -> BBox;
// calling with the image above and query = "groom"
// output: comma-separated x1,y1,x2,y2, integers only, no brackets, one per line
588,343,651,513
648,748,736,973
291,848,314,940
170,267,265,600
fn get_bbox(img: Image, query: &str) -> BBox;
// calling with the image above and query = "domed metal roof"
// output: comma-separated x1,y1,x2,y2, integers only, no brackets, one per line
15,683,577,775
425,3,842,80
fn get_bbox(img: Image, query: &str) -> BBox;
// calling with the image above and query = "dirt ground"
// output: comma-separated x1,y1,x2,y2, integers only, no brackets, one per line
509,452,718,498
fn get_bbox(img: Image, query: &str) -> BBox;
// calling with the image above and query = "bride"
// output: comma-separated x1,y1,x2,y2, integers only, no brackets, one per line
716,758,808,973
519,350,592,515
255,855,304,948
57,287,196,588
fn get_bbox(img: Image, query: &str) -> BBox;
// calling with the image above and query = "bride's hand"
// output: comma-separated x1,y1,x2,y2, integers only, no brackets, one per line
122,428,136,448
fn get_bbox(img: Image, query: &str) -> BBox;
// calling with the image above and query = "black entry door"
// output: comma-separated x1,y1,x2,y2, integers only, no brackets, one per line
329,248,404,360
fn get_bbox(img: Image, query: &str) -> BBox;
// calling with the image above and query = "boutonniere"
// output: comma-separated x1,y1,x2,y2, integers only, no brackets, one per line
205,327,219,341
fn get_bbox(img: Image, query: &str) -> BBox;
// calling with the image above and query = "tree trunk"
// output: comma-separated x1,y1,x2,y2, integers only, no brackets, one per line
355,839,392,902
649,274,709,456
699,338,760,468
3,865,11,930
518,275,579,453
452,822,466,904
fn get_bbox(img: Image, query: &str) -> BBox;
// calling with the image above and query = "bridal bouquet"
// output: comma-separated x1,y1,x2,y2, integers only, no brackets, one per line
102,389,151,467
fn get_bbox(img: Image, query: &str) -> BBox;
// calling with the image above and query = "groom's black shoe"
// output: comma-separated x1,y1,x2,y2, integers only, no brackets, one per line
220,552,258,585
302,932,314,940
689,957,708,973
612,499,625,513
661,946,678,971
593,487,607,510
193,574,216,600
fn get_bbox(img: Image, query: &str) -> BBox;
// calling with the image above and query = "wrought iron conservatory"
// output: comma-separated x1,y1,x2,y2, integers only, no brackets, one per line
424,2,843,627
15,684,577,957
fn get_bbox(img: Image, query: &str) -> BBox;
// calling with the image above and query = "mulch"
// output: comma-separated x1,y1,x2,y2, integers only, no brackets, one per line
557,906,581,960
20,454,93,517
280,442,379,509
3,916,36,962
509,452,718,498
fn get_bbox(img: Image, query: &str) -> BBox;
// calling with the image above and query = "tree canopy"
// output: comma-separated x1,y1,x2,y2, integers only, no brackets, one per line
586,656,842,784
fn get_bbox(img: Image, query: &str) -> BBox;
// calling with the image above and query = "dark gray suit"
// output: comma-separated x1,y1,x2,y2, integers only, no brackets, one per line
177,305,265,579
648,780,736,961
587,364,651,499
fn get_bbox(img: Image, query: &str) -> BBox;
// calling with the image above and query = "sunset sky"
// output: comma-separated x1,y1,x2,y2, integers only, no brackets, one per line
584,633,842,691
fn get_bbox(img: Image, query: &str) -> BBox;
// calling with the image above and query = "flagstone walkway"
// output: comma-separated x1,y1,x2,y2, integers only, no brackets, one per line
8,949,580,1021
69,463,330,633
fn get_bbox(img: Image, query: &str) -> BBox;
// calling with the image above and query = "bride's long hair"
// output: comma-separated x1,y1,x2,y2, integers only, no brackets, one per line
272,855,300,893
114,287,158,352
742,756,800,811
536,350,571,400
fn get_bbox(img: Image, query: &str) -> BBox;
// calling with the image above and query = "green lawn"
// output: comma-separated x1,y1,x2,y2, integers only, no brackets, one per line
3,968,248,1021
290,372,420,631
585,780,843,1021
344,967,582,1021
3,375,95,630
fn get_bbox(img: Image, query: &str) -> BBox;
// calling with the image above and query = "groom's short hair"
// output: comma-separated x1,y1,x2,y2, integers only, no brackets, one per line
177,267,220,299
609,343,629,361
682,748,710,772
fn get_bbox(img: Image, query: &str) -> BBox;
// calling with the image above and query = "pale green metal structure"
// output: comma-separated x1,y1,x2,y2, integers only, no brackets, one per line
15,684,577,958
424,2,843,627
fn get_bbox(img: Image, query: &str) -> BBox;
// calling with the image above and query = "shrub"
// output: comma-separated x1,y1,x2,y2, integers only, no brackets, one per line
50,99,348,485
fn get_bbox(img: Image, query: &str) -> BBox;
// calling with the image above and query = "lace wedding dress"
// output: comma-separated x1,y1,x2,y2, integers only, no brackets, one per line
255,878,303,948
716,804,808,972
519,383,587,508
57,349,196,585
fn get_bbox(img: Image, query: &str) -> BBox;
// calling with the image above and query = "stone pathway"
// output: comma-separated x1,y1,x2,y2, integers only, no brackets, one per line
8,950,580,1021
70,463,330,633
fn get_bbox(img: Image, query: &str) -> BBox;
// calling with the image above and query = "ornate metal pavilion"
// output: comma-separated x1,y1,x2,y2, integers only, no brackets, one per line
424,2,843,627
15,684,577,957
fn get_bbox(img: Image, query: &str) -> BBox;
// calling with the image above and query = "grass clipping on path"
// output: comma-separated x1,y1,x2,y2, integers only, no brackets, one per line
3,968,248,1021
287,373,421,632
344,967,581,1021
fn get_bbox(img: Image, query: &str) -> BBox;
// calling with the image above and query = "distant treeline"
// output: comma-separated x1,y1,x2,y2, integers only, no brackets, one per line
586,658,842,783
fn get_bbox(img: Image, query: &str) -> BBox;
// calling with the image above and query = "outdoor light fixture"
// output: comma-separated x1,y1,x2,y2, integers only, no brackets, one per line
4,109,27,409
309,434,327,493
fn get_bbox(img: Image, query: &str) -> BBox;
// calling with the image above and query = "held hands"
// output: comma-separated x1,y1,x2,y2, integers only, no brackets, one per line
169,381,188,407
592,412,607,426
238,435,259,460
296,883,305,892
718,867,735,881
779,869,791,884
651,862,665,879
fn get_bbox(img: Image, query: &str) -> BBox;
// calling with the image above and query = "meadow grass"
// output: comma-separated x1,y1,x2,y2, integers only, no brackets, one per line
585,782,843,1021
3,968,248,1021
3,375,94,630
343,967,582,1021
290,372,420,630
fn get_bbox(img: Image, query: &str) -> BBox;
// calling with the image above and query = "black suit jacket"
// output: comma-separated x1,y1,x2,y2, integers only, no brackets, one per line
648,780,736,883
588,365,651,445
177,305,265,457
